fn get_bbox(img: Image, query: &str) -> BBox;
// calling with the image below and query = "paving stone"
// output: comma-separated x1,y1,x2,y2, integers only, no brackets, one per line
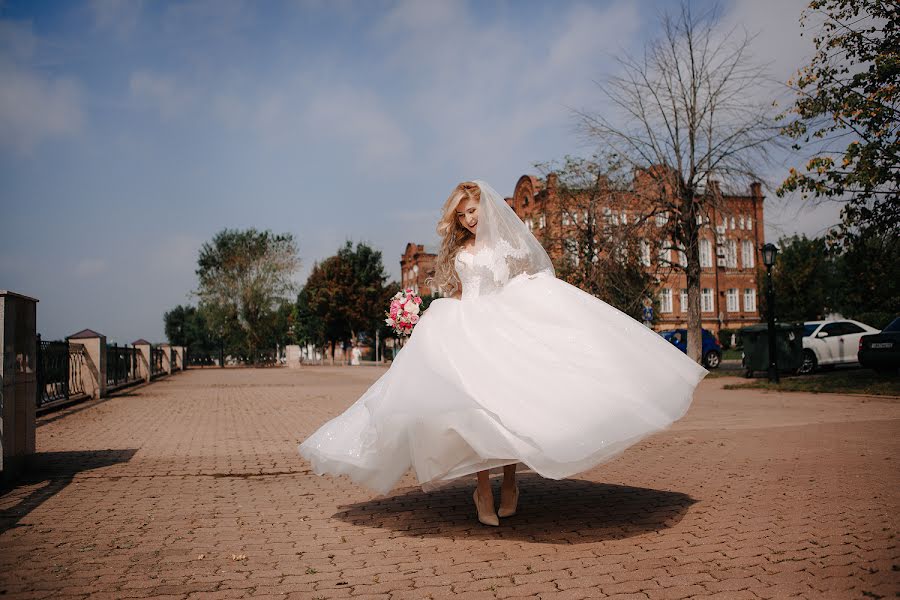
0,367,896,599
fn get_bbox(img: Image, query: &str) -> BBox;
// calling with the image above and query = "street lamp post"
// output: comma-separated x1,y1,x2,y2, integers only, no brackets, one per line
761,243,779,383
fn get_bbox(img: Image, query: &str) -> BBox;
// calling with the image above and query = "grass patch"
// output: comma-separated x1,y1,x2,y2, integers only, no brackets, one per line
723,348,742,360
723,368,900,397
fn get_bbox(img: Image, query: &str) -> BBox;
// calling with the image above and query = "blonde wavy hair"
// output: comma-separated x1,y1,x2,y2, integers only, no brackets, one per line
424,181,481,297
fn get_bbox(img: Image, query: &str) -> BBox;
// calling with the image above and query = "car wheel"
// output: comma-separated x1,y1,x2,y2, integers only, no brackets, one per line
797,349,818,375
703,350,721,369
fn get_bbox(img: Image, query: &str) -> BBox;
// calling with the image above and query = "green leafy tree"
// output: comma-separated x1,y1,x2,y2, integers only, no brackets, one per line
299,241,392,362
833,229,899,327
193,228,301,364
163,304,218,360
760,235,834,322
336,240,391,340
778,0,899,242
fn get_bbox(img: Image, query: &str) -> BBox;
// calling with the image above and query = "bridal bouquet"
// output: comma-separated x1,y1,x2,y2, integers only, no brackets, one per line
385,289,422,336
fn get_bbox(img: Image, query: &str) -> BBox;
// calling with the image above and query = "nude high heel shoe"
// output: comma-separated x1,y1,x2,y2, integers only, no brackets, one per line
498,484,519,518
473,489,499,527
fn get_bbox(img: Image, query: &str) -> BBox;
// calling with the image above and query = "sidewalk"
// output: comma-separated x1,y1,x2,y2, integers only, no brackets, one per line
1,367,897,599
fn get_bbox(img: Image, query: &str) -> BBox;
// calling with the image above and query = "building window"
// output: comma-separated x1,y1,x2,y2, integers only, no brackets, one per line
747,216,753,230
659,288,673,313
676,242,687,267
562,211,570,226
701,288,714,313
583,208,589,224
730,216,736,230
739,215,745,230
726,239,738,268
680,289,688,313
539,213,546,229
658,244,671,265
656,212,668,227
640,240,651,267
744,288,757,312
741,240,755,268
726,288,739,312
700,239,712,267
620,210,628,224
565,238,579,266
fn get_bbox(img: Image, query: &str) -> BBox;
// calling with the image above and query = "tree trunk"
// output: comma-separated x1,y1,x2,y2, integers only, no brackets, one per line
684,205,704,364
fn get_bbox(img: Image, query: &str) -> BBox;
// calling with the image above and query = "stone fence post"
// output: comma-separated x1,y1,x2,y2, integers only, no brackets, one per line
133,339,151,382
67,329,106,399
0,290,38,482
161,344,173,375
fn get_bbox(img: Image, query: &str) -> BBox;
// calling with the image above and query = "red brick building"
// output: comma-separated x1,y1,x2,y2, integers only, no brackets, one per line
400,243,440,296
403,174,766,333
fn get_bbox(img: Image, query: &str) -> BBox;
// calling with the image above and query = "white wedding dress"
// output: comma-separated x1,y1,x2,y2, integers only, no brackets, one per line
298,242,709,495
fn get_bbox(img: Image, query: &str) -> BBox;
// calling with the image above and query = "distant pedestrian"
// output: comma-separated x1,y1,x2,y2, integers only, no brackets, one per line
350,343,361,366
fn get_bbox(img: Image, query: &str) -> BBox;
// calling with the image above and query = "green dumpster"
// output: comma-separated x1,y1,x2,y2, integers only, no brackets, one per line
738,323,805,378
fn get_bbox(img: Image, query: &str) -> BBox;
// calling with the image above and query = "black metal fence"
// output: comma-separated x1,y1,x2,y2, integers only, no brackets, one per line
106,343,141,390
150,345,165,377
36,336,88,408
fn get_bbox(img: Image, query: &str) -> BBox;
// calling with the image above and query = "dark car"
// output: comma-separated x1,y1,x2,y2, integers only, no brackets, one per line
659,328,722,368
858,317,900,374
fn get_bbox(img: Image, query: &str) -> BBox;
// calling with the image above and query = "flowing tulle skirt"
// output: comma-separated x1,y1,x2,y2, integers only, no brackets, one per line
298,271,708,495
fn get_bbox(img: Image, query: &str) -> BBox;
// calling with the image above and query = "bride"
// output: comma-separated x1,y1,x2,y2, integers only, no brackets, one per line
298,180,708,526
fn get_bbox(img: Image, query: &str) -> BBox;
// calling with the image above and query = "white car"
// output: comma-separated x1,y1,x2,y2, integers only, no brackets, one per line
799,319,881,374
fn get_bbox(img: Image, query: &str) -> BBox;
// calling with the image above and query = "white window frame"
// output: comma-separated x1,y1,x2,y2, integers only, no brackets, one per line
565,238,579,266
539,213,546,229
726,239,738,268
658,244,671,265
676,243,687,267
744,288,757,312
659,288,673,313
562,212,570,226
701,288,715,313
700,239,712,267
742,240,755,268
680,289,688,313
656,212,669,227
726,288,739,312
640,240,651,267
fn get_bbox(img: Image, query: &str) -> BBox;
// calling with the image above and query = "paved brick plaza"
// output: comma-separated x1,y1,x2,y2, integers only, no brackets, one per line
1,367,897,599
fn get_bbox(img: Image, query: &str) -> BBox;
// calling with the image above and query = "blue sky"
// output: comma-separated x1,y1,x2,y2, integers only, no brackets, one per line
0,0,833,343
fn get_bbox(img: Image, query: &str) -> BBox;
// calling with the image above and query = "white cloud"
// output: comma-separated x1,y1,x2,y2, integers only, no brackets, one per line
370,1,643,177
90,0,144,40
303,85,412,171
0,20,85,156
720,0,814,101
129,71,193,120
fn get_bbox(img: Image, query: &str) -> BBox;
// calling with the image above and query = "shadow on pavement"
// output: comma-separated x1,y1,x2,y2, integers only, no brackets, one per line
0,449,138,535
333,473,696,544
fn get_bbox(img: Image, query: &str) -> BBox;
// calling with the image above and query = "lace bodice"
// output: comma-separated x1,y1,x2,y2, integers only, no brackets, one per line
454,239,533,300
